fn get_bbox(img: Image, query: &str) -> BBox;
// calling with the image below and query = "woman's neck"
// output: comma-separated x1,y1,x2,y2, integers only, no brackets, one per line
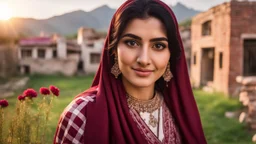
122,78,155,100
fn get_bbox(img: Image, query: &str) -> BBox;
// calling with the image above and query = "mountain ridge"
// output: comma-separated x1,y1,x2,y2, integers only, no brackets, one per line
0,3,201,37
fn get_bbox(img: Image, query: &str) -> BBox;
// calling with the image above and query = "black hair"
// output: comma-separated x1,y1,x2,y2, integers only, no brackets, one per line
109,0,181,89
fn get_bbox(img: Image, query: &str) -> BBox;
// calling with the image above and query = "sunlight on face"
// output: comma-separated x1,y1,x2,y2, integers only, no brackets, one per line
0,3,12,21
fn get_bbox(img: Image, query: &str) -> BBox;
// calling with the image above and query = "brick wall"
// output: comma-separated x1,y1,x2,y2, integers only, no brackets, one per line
191,1,256,95
229,1,256,94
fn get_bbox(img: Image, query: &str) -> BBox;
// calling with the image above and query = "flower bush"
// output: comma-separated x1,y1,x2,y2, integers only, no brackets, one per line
0,100,8,108
23,88,38,98
40,87,50,95
0,85,60,144
49,85,59,96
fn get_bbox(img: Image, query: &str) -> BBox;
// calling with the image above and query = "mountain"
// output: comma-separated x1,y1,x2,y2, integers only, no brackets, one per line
0,3,200,37
171,2,201,22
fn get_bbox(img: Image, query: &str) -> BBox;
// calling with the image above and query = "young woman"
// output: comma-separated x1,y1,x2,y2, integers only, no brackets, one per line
54,0,207,143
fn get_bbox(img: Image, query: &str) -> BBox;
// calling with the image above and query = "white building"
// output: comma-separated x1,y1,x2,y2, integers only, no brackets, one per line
18,27,105,76
77,28,104,74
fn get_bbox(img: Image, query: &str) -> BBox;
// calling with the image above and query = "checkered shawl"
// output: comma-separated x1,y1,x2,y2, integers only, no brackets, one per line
54,95,95,144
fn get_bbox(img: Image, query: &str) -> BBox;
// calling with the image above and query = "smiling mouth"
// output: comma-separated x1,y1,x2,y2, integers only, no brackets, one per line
132,68,154,77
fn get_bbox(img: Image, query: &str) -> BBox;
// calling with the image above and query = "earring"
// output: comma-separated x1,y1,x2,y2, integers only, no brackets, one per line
111,56,121,78
162,62,173,86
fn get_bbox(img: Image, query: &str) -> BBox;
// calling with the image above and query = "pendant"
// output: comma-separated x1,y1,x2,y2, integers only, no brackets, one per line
149,113,158,128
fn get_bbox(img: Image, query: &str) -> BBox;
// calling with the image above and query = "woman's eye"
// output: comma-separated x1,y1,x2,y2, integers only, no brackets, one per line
124,40,138,47
153,43,166,50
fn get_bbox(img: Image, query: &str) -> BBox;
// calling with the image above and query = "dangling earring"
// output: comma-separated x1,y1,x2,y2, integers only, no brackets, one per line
111,55,121,78
162,62,173,87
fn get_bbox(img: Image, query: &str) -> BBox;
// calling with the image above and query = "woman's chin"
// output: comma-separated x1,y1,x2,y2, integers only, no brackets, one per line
127,80,155,88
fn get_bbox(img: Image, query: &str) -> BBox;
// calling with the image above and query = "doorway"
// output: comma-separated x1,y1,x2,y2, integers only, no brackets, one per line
24,65,30,74
244,39,256,76
201,48,215,86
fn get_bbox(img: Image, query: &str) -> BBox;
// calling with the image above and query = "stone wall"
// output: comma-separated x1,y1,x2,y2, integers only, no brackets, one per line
19,54,79,76
0,44,18,78
237,76,256,130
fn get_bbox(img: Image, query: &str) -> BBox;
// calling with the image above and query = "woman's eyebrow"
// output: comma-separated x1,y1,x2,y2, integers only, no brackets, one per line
121,33,168,42
121,33,141,40
150,37,168,42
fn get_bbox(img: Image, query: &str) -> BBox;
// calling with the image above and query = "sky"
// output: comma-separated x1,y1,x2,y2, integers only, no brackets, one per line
0,0,254,19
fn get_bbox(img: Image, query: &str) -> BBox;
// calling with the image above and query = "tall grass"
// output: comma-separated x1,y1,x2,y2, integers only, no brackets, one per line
3,74,94,143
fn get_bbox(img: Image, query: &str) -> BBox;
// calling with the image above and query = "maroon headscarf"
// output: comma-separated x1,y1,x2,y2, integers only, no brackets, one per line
77,0,207,143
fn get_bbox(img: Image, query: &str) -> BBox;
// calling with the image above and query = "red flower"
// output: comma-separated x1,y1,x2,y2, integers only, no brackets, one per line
23,88,38,98
17,95,25,101
39,87,50,95
49,85,59,96
0,99,9,107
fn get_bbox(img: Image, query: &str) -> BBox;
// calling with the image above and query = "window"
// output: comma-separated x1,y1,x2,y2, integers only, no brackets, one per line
202,20,212,36
90,53,101,64
38,49,46,58
87,43,94,48
193,52,197,65
21,49,32,58
53,50,57,58
219,52,223,69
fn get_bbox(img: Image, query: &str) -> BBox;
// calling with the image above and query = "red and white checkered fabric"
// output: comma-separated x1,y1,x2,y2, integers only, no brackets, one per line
54,95,95,144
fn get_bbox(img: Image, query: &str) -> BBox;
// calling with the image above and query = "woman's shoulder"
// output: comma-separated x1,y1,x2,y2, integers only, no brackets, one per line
61,86,98,120
63,94,96,117
65,86,98,113
54,94,96,144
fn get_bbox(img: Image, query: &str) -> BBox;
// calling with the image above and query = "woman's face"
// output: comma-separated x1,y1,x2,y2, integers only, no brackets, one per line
117,17,170,89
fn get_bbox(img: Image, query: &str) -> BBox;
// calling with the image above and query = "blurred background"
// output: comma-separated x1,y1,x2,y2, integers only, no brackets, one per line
0,0,256,143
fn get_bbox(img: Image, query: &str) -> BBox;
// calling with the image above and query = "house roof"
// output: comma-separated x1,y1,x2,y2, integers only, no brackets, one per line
19,37,81,52
19,37,56,46
67,40,81,52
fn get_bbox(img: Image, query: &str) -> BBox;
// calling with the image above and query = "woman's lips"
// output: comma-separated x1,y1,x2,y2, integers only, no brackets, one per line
132,68,153,77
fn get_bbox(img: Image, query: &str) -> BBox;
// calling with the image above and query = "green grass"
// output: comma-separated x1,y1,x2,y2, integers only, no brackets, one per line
2,75,255,143
194,90,254,144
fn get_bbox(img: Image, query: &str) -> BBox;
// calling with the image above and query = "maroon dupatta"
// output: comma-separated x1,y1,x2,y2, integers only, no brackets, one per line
77,0,207,143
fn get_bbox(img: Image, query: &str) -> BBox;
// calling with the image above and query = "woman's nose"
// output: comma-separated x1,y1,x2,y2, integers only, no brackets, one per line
136,46,151,66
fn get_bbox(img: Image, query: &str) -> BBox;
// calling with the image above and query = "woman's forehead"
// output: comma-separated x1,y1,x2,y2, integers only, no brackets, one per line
121,17,167,39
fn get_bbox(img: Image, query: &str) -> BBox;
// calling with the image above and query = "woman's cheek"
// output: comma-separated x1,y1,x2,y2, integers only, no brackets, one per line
118,46,136,65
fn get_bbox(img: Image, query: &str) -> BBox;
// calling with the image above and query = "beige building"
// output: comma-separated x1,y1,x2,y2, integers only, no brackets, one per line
191,1,256,95
18,36,80,76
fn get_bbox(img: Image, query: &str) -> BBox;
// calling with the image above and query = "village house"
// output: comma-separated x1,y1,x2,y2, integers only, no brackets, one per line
191,0,256,95
18,27,104,76
18,35,81,76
